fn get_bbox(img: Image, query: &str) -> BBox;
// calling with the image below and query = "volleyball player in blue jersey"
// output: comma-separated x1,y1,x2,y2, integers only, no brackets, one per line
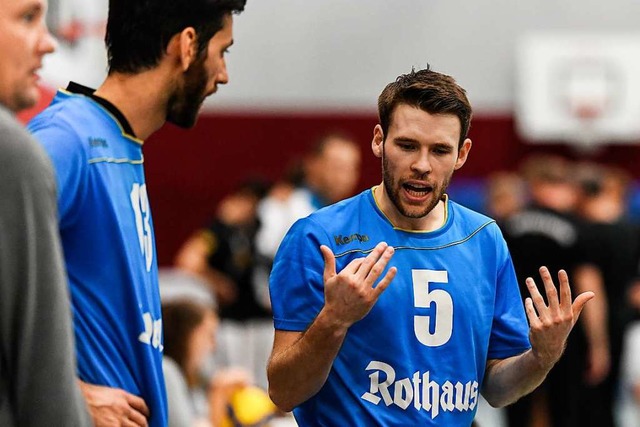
28,1,246,426
267,67,594,426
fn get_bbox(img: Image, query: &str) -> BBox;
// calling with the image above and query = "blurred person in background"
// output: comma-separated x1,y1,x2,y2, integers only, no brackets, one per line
162,299,277,427
503,154,609,427
175,180,272,390
252,132,362,338
619,277,640,427
0,0,90,425
255,132,362,264
575,162,640,427
26,0,247,425
484,171,528,225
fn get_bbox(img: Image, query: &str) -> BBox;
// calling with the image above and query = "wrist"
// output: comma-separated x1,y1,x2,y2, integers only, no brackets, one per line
530,347,561,372
315,308,351,337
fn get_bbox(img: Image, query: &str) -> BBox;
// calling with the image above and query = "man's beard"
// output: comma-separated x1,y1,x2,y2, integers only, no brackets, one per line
166,55,208,128
382,151,450,220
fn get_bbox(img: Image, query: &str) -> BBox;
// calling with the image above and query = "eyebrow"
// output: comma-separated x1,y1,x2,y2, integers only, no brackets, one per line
393,137,455,148
22,1,44,14
393,137,419,144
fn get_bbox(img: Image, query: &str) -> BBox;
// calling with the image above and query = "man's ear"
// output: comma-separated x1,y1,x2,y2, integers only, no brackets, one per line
454,138,472,170
169,27,198,71
372,125,384,158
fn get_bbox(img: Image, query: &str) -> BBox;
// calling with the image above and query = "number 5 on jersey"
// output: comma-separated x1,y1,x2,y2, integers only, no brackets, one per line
413,269,453,347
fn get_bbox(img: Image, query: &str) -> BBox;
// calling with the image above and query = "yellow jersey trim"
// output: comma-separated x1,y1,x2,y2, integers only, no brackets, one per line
370,185,449,233
58,88,144,145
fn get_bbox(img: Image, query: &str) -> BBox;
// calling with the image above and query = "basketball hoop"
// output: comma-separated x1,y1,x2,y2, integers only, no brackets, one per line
564,59,612,152
515,33,640,149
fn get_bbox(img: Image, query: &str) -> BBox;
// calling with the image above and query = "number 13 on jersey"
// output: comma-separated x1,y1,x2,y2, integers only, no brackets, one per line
413,269,453,347
130,183,153,272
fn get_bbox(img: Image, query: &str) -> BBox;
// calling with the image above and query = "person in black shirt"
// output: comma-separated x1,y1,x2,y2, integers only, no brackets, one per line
175,180,272,389
503,155,609,427
575,163,640,427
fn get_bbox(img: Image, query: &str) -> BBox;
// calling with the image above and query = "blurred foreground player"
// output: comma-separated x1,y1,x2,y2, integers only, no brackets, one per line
267,67,594,425
28,1,246,425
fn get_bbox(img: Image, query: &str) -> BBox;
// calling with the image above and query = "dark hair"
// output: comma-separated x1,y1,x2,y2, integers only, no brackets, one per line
377,66,472,148
309,130,358,157
106,0,246,74
236,177,270,200
162,299,212,386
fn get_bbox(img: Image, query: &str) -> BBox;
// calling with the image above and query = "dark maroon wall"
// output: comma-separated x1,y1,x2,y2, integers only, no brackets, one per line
145,112,640,265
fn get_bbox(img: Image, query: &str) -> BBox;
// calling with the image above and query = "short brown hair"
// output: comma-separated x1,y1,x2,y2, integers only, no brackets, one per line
377,66,472,148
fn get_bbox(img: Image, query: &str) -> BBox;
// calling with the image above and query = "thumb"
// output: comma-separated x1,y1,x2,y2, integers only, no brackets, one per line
320,245,336,282
572,291,595,320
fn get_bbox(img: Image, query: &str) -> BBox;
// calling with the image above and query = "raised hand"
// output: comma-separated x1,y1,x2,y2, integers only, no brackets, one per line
525,266,594,368
320,242,397,330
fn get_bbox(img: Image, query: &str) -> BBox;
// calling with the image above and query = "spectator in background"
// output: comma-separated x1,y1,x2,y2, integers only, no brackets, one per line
503,154,609,427
574,163,640,427
162,299,277,427
255,132,362,263
251,132,362,331
620,279,640,427
0,0,90,425
175,180,272,389
484,171,528,225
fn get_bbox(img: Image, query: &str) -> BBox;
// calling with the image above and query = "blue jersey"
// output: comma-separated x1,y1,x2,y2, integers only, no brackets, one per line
28,87,167,426
270,189,530,426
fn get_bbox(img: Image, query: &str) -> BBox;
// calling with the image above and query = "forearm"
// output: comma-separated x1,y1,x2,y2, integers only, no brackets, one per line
483,266,596,407
482,350,554,408
574,265,609,351
209,389,228,427
267,309,349,412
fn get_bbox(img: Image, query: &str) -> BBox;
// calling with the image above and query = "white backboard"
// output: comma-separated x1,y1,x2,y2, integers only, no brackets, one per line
516,33,640,147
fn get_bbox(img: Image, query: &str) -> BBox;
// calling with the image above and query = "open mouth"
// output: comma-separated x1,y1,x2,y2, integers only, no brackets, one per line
402,183,433,198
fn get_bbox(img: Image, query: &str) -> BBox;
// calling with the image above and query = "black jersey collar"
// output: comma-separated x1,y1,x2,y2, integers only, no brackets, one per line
66,82,137,138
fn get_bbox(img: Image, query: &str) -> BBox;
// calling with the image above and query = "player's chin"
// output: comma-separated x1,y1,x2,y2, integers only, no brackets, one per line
166,109,200,129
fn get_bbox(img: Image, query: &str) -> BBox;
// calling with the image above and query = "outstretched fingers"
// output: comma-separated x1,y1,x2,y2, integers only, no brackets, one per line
322,244,366,280
556,269,573,310
525,267,595,331
572,290,595,318
524,295,542,330
524,275,547,321
354,242,390,281
364,244,395,283
538,266,560,312
373,265,397,297
320,245,337,283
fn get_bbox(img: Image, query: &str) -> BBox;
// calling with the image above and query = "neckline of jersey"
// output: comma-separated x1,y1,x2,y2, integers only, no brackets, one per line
63,82,142,144
367,186,454,237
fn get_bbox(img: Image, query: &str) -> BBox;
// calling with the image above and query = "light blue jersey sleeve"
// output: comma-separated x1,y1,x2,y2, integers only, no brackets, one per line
28,116,87,227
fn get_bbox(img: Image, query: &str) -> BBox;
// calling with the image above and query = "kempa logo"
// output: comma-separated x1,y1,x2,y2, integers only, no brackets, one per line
361,361,479,419
334,233,369,245
88,137,108,148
